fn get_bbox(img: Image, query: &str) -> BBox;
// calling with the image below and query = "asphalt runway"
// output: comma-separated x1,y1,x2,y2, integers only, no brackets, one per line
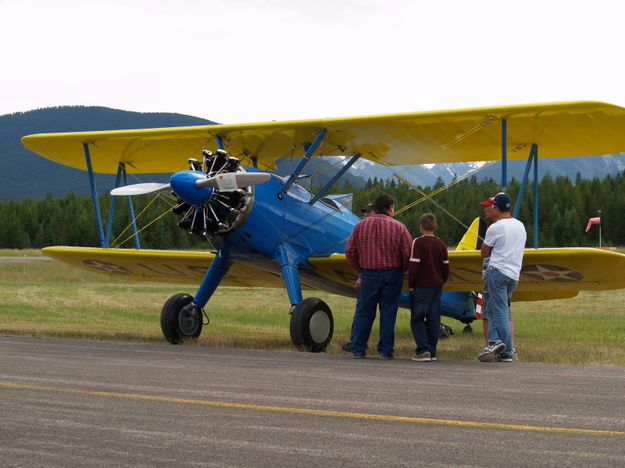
1,336,624,467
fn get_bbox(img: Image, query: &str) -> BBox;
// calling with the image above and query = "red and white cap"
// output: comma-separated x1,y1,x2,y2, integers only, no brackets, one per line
479,196,495,206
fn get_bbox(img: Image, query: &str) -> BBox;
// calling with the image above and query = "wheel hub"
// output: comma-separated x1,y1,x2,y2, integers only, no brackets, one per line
309,310,331,343
179,304,201,336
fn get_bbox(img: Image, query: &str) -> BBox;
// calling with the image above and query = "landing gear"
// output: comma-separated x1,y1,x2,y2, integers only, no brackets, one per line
160,293,204,344
463,324,473,334
289,297,334,352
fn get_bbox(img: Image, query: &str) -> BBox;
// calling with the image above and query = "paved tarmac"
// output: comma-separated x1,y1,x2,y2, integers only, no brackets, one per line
1,335,624,467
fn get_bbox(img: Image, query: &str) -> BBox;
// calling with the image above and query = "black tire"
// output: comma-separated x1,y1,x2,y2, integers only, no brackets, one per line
462,324,473,334
289,297,333,352
439,323,454,340
160,293,203,344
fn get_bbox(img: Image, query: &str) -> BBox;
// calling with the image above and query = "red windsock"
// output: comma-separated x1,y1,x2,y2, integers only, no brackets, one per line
585,217,601,232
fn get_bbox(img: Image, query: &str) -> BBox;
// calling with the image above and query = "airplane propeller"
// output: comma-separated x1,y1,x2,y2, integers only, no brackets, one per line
110,172,270,196
109,149,271,239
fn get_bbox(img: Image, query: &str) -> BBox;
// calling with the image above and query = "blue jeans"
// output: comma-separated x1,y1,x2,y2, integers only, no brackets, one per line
485,267,517,351
350,268,404,357
410,287,442,357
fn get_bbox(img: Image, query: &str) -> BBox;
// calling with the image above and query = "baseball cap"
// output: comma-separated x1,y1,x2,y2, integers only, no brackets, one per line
480,192,512,210
361,203,375,213
479,196,495,206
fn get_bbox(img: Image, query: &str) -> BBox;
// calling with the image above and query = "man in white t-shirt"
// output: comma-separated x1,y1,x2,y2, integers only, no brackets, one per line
477,192,526,362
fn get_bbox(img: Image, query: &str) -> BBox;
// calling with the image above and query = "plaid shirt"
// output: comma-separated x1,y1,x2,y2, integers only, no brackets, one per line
345,214,412,272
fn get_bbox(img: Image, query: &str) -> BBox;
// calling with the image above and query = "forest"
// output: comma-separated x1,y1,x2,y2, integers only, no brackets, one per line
0,172,621,249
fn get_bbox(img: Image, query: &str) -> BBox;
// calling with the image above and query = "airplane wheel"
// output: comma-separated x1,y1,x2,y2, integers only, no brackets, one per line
439,324,454,340
160,293,203,344
463,324,473,334
289,297,334,352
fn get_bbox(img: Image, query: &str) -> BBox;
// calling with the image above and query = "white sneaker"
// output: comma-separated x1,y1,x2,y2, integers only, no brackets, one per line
478,342,506,362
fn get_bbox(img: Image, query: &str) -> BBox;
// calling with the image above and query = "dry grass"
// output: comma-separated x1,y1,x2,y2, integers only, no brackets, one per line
1,257,624,366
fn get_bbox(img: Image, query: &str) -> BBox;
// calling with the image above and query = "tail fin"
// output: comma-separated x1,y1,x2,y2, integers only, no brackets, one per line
455,217,487,251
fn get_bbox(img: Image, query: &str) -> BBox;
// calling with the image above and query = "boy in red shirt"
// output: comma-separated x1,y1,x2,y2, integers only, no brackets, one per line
408,213,449,362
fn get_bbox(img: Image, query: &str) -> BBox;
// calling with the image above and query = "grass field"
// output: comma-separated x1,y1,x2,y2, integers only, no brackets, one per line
1,249,624,366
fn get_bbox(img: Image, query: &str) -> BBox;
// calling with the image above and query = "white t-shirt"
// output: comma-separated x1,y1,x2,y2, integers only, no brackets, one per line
484,217,527,281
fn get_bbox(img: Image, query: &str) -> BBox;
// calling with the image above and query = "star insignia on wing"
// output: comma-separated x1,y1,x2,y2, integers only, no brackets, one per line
521,264,583,282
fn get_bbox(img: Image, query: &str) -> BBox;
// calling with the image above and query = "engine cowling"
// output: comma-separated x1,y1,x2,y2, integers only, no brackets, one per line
172,150,255,239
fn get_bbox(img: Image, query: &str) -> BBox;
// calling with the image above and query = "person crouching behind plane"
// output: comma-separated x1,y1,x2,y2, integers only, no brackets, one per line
345,194,412,359
479,195,517,355
478,193,526,363
408,213,449,362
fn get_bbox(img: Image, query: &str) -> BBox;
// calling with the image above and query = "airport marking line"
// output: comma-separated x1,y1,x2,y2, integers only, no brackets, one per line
3,381,625,437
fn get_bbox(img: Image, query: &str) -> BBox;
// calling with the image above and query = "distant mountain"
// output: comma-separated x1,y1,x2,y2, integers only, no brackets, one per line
2,106,625,201
339,154,625,188
0,106,215,201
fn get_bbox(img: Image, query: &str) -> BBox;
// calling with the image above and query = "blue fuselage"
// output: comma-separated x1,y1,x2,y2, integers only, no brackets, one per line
212,169,474,322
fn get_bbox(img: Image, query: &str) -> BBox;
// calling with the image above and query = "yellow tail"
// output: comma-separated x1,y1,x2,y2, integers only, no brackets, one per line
455,217,486,251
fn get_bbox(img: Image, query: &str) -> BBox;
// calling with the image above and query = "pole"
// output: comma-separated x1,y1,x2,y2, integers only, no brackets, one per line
598,210,602,248
501,119,507,191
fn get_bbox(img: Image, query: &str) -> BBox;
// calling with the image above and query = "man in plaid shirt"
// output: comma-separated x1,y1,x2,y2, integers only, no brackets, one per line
345,194,412,359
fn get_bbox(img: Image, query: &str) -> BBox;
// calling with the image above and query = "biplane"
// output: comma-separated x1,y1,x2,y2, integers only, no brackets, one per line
21,101,625,351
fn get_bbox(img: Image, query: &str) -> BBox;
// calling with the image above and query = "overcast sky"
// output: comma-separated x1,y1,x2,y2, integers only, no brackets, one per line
2,0,625,124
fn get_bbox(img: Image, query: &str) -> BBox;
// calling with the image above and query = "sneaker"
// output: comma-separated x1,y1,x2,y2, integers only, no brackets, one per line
353,353,366,359
341,342,352,352
431,357,437,361
379,355,393,360
478,342,506,362
411,351,431,362
495,353,514,362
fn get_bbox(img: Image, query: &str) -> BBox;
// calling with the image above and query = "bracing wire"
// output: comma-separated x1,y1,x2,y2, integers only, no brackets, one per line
110,194,162,247
114,207,174,248
313,161,495,254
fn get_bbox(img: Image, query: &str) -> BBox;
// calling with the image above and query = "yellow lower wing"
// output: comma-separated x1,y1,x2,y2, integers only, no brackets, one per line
43,246,625,301
42,246,286,288
309,248,625,299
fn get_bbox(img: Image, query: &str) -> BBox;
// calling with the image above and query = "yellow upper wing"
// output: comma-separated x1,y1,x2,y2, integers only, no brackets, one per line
22,101,625,174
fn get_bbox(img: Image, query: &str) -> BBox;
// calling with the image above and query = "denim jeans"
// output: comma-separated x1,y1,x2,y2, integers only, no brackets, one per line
485,267,517,351
350,267,404,357
410,287,442,357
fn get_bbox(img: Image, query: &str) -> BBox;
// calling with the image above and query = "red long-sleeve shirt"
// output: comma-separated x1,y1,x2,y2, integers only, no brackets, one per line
408,235,449,288
345,214,412,272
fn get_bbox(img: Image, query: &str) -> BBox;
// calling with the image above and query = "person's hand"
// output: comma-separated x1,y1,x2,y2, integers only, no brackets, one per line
354,277,361,290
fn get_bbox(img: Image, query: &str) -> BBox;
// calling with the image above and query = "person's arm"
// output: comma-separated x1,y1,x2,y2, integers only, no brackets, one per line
441,240,450,283
481,223,498,258
401,225,413,271
481,243,493,258
345,225,361,272
408,238,419,289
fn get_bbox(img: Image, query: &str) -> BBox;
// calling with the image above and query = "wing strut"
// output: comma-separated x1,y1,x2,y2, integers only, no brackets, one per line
499,119,540,248
83,140,143,249
310,153,361,205
101,160,142,249
281,129,327,195
83,143,106,248
501,118,507,190
512,143,539,248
